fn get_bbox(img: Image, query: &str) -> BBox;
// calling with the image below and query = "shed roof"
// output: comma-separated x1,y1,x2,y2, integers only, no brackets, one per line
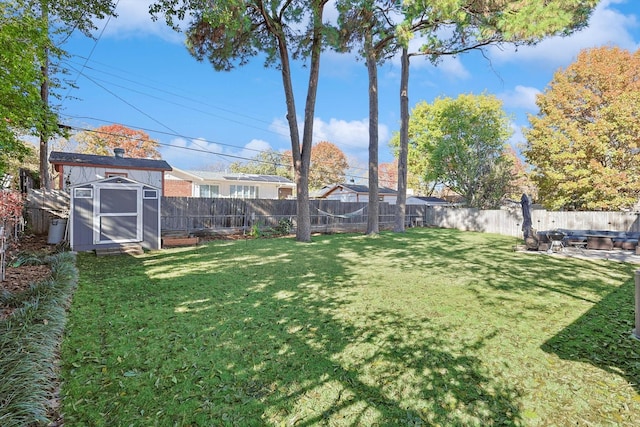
49,151,172,171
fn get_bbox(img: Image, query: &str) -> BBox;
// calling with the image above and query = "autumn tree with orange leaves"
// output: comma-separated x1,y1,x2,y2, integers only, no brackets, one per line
278,141,349,190
378,160,398,190
524,46,640,211
75,124,161,159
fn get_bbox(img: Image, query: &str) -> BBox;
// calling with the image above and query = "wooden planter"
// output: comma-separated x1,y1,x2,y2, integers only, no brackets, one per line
162,236,199,248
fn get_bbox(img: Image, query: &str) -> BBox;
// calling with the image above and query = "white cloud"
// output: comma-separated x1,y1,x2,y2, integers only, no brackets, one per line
489,0,639,68
267,116,390,164
99,0,184,42
499,86,541,111
313,118,390,152
160,137,225,169
239,139,272,159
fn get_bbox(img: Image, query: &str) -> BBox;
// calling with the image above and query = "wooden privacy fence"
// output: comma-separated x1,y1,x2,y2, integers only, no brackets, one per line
25,190,640,238
424,205,640,237
25,190,69,235
160,197,427,234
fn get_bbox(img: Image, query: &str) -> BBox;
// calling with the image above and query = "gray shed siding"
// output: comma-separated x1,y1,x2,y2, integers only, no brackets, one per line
70,177,161,252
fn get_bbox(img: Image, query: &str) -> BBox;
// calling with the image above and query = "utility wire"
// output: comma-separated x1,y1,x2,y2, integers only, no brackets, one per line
62,0,121,106
59,122,398,185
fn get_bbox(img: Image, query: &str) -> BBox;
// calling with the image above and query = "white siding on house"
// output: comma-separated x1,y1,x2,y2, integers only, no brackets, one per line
63,166,164,191
166,169,294,199
325,191,396,203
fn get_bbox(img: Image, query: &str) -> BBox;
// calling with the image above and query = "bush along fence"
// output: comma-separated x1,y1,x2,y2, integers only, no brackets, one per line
25,190,640,239
1,190,26,280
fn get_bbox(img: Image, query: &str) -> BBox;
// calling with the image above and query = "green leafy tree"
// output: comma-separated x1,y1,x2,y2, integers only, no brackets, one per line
0,1,52,177
337,0,598,232
230,149,291,177
2,0,117,188
524,46,640,211
403,93,513,209
43,1,118,189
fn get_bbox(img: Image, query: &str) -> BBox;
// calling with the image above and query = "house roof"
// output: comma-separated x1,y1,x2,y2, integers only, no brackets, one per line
317,183,397,197
49,151,172,171
170,169,294,185
408,196,448,203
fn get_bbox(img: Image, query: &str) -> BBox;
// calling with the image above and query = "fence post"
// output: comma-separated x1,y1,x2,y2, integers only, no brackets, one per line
634,270,640,340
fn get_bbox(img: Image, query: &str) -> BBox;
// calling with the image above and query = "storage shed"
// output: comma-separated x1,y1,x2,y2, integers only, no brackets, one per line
70,176,161,252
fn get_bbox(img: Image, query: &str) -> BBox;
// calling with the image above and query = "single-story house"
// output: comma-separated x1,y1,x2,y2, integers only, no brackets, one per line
313,183,398,204
165,168,295,199
49,149,172,194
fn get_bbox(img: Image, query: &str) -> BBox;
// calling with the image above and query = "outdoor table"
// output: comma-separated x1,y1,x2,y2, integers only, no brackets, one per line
586,234,614,250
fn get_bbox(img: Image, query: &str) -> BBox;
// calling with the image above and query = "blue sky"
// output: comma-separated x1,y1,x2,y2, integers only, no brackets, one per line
55,0,640,179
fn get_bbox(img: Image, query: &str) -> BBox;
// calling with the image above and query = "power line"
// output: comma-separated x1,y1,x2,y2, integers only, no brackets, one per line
58,122,400,185
62,0,121,106
60,54,372,153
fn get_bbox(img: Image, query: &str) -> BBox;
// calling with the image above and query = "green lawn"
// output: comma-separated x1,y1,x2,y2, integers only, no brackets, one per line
61,228,640,426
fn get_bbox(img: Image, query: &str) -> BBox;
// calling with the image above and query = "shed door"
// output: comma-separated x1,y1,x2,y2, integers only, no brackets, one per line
93,185,142,244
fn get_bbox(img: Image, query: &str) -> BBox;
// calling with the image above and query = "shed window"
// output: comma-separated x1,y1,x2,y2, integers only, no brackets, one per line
106,172,127,178
143,189,158,199
74,188,92,198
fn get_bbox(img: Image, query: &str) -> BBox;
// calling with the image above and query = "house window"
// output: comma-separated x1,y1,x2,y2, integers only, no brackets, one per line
199,185,219,198
230,185,259,199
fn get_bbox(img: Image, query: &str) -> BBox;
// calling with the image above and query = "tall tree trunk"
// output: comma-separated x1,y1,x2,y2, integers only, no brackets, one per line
39,2,50,190
276,36,309,242
394,47,409,232
365,28,379,235
275,1,326,243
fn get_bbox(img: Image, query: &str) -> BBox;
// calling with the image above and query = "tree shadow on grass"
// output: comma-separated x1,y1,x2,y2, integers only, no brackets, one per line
64,229,525,426
540,278,640,393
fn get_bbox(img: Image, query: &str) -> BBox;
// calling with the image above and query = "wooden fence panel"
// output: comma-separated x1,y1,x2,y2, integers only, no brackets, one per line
26,191,640,238
26,190,70,234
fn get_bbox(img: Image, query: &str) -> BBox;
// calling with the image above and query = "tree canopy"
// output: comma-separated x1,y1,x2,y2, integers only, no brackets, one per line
151,0,330,242
306,141,349,190
74,124,161,159
334,0,598,232
524,46,640,211
399,93,514,209
0,1,52,177
230,149,291,177
0,0,117,184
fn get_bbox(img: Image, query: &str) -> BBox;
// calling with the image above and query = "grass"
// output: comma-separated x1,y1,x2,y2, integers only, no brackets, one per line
0,252,78,427
60,228,640,426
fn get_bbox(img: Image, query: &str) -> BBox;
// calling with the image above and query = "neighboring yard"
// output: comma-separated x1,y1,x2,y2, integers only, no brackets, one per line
61,228,640,426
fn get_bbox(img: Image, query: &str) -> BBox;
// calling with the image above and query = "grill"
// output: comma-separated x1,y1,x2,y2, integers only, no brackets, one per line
547,231,565,242
546,230,565,252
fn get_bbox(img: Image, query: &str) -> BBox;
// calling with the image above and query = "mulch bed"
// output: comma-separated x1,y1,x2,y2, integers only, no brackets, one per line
1,234,54,320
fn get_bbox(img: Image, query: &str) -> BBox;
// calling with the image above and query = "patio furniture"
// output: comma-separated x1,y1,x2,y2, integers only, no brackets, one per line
586,234,614,250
